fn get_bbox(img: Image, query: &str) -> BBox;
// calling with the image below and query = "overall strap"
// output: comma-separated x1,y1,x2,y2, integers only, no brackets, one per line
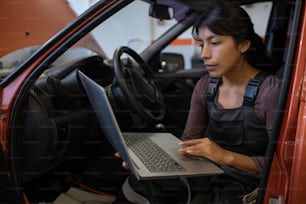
243,72,269,107
206,78,221,102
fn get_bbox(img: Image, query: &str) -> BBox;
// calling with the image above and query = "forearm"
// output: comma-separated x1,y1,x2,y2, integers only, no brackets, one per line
179,138,260,175
222,150,259,175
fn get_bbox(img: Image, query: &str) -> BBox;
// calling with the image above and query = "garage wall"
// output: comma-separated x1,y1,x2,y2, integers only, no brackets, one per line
0,0,76,57
0,0,103,59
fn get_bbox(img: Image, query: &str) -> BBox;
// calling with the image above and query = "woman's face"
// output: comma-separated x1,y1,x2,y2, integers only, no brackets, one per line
197,26,249,78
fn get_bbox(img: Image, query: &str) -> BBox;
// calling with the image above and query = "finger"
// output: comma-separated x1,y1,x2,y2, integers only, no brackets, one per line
179,138,204,146
183,143,205,155
122,161,129,169
115,152,121,158
185,148,202,156
178,148,188,154
179,145,199,154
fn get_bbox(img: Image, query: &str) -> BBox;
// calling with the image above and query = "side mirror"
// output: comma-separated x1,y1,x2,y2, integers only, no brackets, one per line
149,4,174,20
160,52,184,72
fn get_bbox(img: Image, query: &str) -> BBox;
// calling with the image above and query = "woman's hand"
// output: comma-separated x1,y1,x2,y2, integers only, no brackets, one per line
115,152,129,169
178,138,232,165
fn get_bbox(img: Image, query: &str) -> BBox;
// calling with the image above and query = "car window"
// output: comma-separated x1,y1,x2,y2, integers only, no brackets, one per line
68,1,272,69
88,1,177,59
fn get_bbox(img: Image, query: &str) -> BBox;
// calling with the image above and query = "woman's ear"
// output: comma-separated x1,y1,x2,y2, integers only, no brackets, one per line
239,40,251,53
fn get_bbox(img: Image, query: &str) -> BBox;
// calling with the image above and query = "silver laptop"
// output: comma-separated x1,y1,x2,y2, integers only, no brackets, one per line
78,71,223,180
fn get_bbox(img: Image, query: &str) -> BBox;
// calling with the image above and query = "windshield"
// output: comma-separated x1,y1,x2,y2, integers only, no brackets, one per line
89,1,178,59
79,0,273,65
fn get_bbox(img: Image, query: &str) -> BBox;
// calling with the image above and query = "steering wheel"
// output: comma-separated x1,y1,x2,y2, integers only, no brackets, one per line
112,46,166,122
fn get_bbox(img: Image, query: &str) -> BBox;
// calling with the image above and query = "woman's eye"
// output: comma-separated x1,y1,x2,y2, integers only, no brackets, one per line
211,41,220,45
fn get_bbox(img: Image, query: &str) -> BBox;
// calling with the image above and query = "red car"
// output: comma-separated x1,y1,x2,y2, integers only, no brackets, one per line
0,0,305,203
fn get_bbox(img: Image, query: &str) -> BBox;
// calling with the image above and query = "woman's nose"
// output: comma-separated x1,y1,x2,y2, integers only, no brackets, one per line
201,44,211,59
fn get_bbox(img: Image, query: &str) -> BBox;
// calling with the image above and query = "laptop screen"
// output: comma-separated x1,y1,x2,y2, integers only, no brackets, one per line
78,70,137,175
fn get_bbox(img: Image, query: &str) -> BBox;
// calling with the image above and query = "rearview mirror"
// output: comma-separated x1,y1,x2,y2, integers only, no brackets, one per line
149,4,174,20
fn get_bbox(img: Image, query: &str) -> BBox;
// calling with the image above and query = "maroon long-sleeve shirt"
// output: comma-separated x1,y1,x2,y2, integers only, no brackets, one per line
181,74,281,174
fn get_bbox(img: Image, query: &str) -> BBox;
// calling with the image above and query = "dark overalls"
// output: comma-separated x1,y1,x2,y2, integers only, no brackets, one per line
195,72,269,203
206,72,269,157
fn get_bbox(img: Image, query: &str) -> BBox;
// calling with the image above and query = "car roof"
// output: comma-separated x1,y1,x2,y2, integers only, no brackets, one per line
143,0,273,21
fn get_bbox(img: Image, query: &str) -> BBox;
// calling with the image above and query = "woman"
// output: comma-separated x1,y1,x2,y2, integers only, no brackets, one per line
118,2,281,204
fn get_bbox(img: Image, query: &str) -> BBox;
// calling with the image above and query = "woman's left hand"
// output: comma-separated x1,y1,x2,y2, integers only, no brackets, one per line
178,138,231,165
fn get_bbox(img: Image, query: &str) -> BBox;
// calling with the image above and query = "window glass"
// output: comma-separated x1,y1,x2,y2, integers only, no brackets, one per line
72,1,272,68
89,1,177,59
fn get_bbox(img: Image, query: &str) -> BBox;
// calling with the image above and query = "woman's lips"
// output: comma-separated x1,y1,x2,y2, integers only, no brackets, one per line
205,64,216,71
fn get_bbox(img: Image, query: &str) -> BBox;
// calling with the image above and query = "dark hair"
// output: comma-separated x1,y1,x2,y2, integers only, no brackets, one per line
192,3,272,73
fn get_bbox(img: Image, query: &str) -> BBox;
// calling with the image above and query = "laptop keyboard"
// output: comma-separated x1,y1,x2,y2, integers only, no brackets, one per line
123,134,185,172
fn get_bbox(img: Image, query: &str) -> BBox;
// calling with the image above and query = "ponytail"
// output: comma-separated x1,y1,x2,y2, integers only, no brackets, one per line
246,33,273,73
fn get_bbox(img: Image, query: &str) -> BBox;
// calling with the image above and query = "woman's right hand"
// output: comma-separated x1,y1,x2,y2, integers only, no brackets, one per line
115,152,129,169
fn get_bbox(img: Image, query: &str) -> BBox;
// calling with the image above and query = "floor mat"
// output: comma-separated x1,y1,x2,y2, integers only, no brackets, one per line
39,187,116,204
